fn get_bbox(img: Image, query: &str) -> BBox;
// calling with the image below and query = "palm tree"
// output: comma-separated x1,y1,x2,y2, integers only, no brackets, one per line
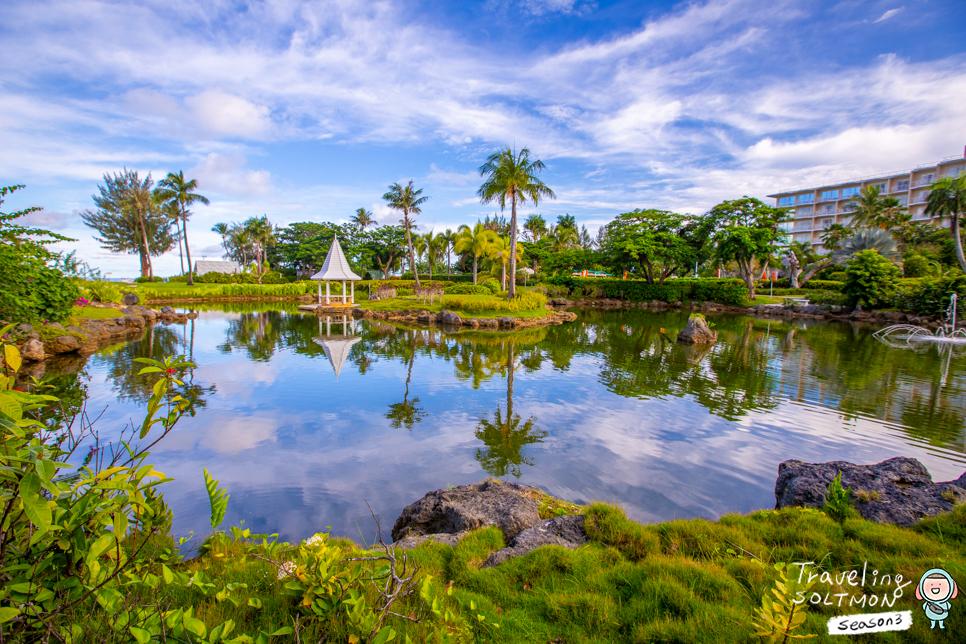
413,234,427,278
454,223,497,285
556,214,576,230
352,207,374,231
478,147,555,297
125,172,158,281
849,185,904,230
244,216,275,283
383,181,428,287
441,229,458,279
523,214,547,242
156,171,209,285
486,236,525,291
926,175,966,272
212,223,230,258
831,228,901,266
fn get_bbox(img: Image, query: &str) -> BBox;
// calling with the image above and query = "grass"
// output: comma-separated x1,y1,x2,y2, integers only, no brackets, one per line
739,294,785,307
155,501,966,643
357,294,551,319
70,305,123,320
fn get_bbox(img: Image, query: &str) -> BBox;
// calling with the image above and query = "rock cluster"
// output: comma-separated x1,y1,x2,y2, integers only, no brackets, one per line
390,481,587,566
676,315,718,344
775,457,966,526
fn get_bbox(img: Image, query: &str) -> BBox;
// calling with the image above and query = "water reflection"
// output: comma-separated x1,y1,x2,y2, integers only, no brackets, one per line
55,306,966,546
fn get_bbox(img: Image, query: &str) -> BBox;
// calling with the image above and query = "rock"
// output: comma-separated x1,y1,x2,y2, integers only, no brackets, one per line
797,305,827,316
478,318,499,329
550,298,571,306
122,293,140,306
46,334,81,354
351,308,366,319
775,457,966,526
391,480,541,542
676,315,718,345
850,311,871,320
438,310,462,326
882,311,903,321
20,339,44,362
830,305,844,314
16,323,34,336
187,312,199,319
416,310,436,324
160,306,176,316
121,315,146,330
392,532,467,550
671,301,683,308
483,515,587,568
497,317,517,328
555,311,578,322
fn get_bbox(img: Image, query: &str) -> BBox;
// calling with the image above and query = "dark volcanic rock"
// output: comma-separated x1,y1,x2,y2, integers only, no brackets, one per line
160,306,176,316
122,293,140,306
676,315,718,344
438,310,462,325
391,480,541,542
775,457,966,526
20,339,44,362
392,532,467,550
483,515,587,568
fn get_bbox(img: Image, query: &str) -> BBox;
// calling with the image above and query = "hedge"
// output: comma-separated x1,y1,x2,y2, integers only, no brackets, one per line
447,291,547,313
136,282,313,300
400,273,475,283
758,279,844,291
545,277,748,306
445,284,491,295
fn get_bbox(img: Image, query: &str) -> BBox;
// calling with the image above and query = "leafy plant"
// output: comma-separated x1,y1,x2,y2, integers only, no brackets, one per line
822,471,857,522
842,249,901,309
752,563,818,643
204,467,230,533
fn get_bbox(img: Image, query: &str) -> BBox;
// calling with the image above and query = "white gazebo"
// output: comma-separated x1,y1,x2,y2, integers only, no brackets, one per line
310,235,362,305
312,315,361,378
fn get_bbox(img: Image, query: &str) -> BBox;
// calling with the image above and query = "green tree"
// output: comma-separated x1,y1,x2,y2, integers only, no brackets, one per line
244,216,276,283
441,229,458,279
352,207,375,231
523,214,547,242
701,197,790,299
925,174,966,272
556,214,576,230
602,209,696,284
155,171,209,285
454,223,497,284
383,181,428,288
849,185,906,230
478,147,556,298
212,222,230,257
842,249,901,309
81,170,174,279
486,236,525,291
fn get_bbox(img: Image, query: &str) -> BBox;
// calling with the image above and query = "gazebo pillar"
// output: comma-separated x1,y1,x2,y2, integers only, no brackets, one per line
342,280,346,305
325,281,330,305
317,281,322,304
350,281,354,304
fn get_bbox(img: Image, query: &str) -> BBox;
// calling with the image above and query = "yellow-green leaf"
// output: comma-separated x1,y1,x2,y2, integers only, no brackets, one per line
4,345,22,373
129,626,151,644
0,607,20,623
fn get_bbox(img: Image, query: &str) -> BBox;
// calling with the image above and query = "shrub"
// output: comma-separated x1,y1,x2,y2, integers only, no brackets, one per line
481,278,500,294
134,275,166,283
827,271,847,281
546,276,748,305
0,245,80,324
899,272,966,317
167,274,188,282
193,270,289,284
77,280,124,304
757,279,844,291
842,250,901,309
903,254,934,278
445,283,490,295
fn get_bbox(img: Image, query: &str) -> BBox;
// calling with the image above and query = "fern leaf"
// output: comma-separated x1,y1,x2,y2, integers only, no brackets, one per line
203,468,229,531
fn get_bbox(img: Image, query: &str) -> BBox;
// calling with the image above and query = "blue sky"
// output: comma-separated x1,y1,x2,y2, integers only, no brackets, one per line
2,0,965,276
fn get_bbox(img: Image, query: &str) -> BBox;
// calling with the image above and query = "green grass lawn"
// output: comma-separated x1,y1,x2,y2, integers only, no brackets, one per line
163,501,966,643
357,294,550,319
70,305,123,320
740,294,784,307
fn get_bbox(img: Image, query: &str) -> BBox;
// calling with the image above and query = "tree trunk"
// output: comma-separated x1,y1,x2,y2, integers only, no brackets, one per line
447,248,451,279
139,246,150,278
136,208,153,281
405,214,420,288
177,228,185,275
501,261,506,291
473,254,478,285
801,258,831,285
508,192,518,298
785,251,801,288
507,341,514,420
183,209,194,286
742,259,756,299
953,214,966,273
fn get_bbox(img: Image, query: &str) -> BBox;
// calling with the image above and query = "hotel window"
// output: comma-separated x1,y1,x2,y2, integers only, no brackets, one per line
947,165,964,177
896,194,908,206
895,179,909,191
794,220,811,231
820,218,833,229
841,216,853,226
819,204,834,214
777,196,795,207
841,186,860,198
840,202,857,213
794,233,811,242
820,189,838,201
872,183,886,193
796,206,813,218
797,193,814,204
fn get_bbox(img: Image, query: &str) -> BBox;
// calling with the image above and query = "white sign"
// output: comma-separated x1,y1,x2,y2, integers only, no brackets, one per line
827,611,912,635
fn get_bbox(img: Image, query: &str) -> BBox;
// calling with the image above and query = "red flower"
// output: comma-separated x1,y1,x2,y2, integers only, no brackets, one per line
165,368,176,375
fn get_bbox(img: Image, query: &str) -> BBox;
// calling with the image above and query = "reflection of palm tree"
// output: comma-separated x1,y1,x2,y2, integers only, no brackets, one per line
473,340,546,478
386,348,426,430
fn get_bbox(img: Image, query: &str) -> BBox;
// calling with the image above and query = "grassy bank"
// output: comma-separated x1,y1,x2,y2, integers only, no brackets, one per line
162,500,965,643
357,294,550,319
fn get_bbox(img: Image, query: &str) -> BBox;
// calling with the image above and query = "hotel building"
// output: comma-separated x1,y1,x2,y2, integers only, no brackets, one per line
768,152,966,251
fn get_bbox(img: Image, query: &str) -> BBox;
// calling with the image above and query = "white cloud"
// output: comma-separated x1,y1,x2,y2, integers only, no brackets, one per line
874,7,904,23
190,153,273,197
184,90,274,139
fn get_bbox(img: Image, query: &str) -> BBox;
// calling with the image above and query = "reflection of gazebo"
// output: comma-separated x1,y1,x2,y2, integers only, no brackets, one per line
312,315,361,378
310,235,362,305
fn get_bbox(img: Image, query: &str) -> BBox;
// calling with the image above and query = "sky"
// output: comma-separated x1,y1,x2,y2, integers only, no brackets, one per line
2,0,965,277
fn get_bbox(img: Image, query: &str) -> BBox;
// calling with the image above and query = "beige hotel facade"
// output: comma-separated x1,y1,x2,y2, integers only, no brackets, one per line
768,151,966,252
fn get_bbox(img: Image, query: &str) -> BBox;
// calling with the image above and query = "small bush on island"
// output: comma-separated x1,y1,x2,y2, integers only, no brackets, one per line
842,250,901,309
481,278,501,294
445,283,491,295
447,290,547,313
546,276,748,305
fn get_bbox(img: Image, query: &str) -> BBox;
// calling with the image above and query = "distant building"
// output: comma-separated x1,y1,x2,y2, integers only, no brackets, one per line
768,151,966,252
194,260,241,275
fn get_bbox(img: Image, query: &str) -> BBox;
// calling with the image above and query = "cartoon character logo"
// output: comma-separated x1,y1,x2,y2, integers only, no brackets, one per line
916,568,959,630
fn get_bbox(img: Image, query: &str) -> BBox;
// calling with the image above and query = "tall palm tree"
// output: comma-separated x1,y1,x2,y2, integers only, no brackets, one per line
441,229,458,279
849,185,904,230
351,207,374,231
454,223,497,285
156,171,209,285
556,214,576,230
244,216,275,283
926,175,966,272
486,236,525,291
383,181,428,287
523,214,547,242
125,172,157,281
478,147,555,297
413,235,427,278
212,223,230,258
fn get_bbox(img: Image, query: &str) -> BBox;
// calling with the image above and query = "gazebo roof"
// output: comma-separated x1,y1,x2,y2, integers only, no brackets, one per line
310,235,362,281
312,336,362,377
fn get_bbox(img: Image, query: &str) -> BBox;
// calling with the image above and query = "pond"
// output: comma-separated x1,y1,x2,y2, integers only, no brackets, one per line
46,304,966,548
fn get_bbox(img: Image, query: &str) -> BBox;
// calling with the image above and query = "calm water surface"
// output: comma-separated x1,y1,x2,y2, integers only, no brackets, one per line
47,305,966,546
